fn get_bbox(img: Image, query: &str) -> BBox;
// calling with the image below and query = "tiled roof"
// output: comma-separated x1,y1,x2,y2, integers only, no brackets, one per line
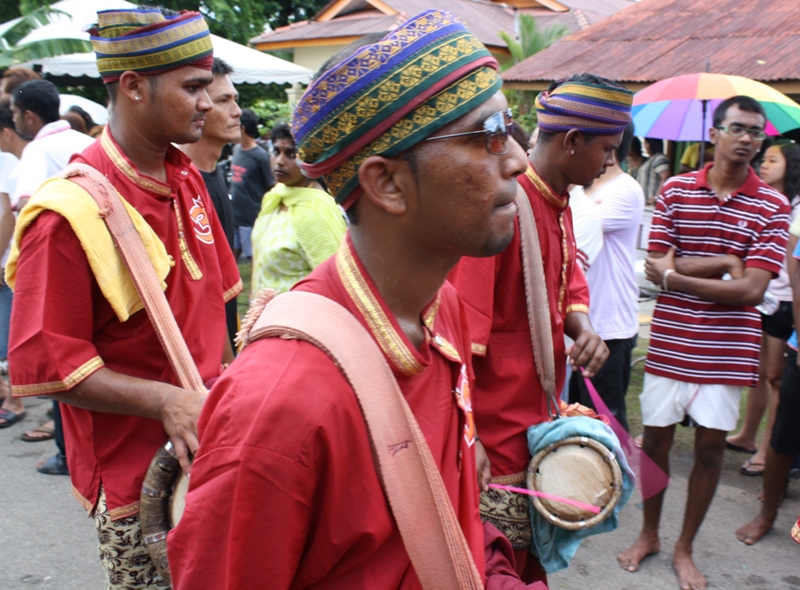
251,0,515,49
503,0,800,86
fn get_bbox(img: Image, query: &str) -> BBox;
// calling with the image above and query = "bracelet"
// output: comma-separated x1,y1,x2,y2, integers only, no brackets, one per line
662,268,675,291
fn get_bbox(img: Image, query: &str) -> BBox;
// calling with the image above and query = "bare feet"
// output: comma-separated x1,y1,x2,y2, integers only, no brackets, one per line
735,513,774,545
673,544,706,590
618,533,660,572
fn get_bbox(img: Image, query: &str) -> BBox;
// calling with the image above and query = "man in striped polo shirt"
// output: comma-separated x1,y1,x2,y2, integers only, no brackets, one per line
618,96,790,590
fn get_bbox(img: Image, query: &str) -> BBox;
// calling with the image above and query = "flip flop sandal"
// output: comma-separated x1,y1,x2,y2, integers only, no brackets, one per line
36,454,69,476
0,408,27,429
726,441,757,454
740,458,765,476
20,424,56,442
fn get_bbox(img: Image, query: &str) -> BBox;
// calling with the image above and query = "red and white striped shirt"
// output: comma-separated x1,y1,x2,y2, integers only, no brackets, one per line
646,164,790,386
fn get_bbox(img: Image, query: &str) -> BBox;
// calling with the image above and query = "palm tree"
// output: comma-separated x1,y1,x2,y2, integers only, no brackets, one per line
499,14,569,130
0,6,92,68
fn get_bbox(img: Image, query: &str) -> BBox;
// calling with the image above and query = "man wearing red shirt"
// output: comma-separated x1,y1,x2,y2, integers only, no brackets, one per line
6,8,240,589
170,11,548,589
449,73,633,579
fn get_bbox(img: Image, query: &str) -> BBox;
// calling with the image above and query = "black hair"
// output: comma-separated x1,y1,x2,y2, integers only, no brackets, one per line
616,122,635,165
67,105,95,130
629,136,643,156
240,108,260,139
212,57,234,77
771,139,800,199
270,122,294,144
0,99,14,131
645,137,663,155
12,79,60,124
511,122,529,150
713,95,766,128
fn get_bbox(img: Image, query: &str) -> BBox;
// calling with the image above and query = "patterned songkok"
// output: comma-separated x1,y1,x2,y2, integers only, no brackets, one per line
293,10,502,208
90,8,213,84
535,78,633,135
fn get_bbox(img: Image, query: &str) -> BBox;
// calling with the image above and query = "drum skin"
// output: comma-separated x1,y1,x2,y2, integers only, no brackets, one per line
140,445,183,584
526,436,623,531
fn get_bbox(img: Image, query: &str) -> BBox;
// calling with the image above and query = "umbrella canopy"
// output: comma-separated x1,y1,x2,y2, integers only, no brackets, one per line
632,73,800,141
9,0,312,85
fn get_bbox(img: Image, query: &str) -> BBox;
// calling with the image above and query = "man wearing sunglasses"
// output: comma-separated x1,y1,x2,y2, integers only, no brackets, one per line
449,73,632,581
621,96,790,590
170,11,552,589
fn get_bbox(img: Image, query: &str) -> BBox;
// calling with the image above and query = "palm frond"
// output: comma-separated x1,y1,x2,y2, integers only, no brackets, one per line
0,38,92,68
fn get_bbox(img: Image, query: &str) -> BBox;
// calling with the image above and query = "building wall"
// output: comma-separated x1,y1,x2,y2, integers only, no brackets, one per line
294,45,347,74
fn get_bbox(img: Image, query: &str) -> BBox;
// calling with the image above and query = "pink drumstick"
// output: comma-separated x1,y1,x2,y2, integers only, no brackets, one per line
488,483,601,514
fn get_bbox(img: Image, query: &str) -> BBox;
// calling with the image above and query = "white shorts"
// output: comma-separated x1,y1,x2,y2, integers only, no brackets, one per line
640,373,742,431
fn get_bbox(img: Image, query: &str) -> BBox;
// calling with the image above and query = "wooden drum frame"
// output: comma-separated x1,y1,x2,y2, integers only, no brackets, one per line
526,435,623,531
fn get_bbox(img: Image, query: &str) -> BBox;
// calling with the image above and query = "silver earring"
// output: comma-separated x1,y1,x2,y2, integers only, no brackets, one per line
135,96,140,101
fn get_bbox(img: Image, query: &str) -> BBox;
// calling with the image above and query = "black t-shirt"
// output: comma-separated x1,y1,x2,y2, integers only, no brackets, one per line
200,165,235,250
230,144,274,227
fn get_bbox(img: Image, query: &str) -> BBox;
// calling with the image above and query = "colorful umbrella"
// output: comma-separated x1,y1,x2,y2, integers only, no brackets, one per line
632,73,800,141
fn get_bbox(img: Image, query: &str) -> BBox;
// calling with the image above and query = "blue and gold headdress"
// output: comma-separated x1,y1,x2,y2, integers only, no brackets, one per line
535,79,633,135
293,10,502,208
90,8,213,84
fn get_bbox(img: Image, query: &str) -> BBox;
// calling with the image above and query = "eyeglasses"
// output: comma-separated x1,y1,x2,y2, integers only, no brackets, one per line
424,109,514,155
715,124,767,140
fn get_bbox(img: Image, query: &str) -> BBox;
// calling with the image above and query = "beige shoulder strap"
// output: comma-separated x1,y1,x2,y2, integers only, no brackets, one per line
59,163,206,394
515,187,560,419
247,291,483,590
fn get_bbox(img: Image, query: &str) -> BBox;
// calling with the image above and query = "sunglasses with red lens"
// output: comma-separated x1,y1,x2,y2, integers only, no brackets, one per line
423,108,514,155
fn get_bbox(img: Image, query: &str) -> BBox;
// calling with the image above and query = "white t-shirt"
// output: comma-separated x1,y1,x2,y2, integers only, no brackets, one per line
768,195,800,301
12,120,95,206
585,173,645,340
568,186,603,272
0,153,19,267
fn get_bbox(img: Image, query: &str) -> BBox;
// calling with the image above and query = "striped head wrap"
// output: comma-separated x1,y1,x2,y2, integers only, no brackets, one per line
90,8,213,84
535,78,633,135
293,10,502,208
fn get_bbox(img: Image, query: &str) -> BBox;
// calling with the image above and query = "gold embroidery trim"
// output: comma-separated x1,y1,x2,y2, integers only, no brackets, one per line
489,471,526,485
422,292,441,331
335,242,423,376
101,130,171,196
471,343,487,356
223,279,243,303
109,500,141,521
558,211,568,312
566,303,589,314
72,485,94,514
12,356,104,397
172,199,203,280
433,334,462,364
525,166,567,210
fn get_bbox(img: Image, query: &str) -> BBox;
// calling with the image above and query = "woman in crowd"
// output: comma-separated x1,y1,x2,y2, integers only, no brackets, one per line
250,123,346,296
727,139,800,475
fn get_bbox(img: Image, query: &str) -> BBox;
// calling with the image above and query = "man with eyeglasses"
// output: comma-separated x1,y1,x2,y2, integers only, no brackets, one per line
619,95,790,590
170,11,550,589
448,73,631,581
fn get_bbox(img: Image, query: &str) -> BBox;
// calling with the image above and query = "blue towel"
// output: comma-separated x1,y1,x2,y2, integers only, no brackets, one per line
526,416,635,573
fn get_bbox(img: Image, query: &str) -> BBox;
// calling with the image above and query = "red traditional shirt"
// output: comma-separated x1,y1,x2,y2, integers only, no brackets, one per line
646,164,789,386
169,237,547,589
8,127,242,519
449,165,590,478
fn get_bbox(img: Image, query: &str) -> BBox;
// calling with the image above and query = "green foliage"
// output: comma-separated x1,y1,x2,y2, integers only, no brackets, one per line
498,15,568,131
249,98,292,136
154,0,329,45
0,6,91,68
498,14,568,71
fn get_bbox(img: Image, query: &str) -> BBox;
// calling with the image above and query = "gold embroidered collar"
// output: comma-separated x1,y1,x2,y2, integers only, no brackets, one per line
335,240,455,376
525,166,568,210
100,127,191,198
